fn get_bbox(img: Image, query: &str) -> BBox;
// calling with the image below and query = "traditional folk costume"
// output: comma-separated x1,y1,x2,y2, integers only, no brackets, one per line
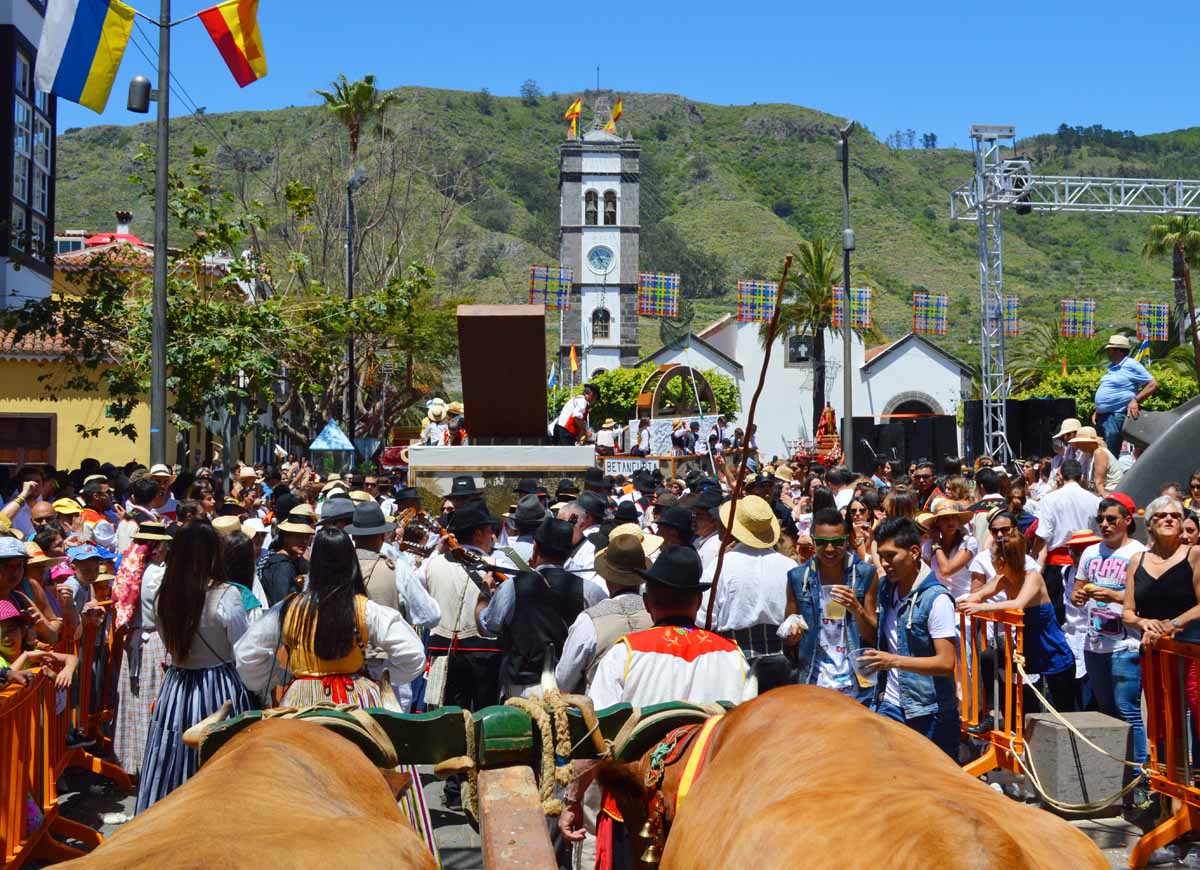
550,393,592,446
136,580,253,813
233,592,435,858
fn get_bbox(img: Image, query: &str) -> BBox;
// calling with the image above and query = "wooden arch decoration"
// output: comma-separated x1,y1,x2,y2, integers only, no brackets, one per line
635,364,718,419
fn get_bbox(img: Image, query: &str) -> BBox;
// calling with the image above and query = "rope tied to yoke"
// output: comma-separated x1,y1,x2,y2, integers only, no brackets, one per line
504,689,574,815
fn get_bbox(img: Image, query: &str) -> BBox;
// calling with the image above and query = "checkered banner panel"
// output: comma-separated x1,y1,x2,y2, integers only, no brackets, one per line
637,272,681,317
1003,296,1020,337
736,279,777,323
912,292,948,335
1137,302,1170,341
1059,298,1096,338
832,287,873,329
528,264,573,310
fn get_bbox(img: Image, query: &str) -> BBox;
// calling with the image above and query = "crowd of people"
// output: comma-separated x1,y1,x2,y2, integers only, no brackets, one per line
0,335,1196,867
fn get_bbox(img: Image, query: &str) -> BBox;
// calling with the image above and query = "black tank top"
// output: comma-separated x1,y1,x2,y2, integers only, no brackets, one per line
1134,548,1197,621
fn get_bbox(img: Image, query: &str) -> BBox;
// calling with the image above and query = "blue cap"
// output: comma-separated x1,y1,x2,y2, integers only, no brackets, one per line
93,546,117,561
67,545,101,562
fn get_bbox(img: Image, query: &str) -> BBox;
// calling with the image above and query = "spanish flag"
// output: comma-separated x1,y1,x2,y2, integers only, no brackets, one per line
565,97,582,138
198,0,267,88
604,97,623,133
35,0,135,113
569,345,579,373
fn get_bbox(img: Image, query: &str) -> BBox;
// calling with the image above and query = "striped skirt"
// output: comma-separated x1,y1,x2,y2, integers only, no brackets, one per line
112,630,168,780
282,674,440,866
135,662,254,814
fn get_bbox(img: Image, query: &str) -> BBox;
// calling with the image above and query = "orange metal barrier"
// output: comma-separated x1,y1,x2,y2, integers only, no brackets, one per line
1130,637,1200,868
60,601,131,789
0,671,102,869
957,609,1026,779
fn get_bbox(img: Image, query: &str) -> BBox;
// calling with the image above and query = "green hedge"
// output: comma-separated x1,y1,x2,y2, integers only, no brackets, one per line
548,364,740,427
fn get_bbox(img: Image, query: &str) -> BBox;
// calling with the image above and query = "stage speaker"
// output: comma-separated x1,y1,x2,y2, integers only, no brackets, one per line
456,304,547,440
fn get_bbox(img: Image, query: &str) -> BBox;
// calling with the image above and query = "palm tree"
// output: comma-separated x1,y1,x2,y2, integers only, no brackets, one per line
1144,215,1200,385
314,73,397,163
761,237,843,428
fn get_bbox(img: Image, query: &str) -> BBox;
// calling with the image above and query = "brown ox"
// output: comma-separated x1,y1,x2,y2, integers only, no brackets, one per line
60,718,437,870
600,685,1107,869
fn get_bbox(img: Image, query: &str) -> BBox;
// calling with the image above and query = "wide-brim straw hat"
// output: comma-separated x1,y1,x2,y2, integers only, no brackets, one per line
24,541,64,567
1105,334,1132,351
132,521,172,543
1067,528,1101,549
448,401,464,415
924,498,973,526
212,516,242,535
601,419,617,429
1054,418,1082,440
1068,425,1105,447
719,495,780,549
774,465,795,482
427,400,447,422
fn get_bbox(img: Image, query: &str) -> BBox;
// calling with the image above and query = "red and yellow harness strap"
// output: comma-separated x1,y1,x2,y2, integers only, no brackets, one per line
674,713,723,813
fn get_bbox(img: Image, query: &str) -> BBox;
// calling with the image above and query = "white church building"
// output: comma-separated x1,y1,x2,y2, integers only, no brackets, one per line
641,316,974,459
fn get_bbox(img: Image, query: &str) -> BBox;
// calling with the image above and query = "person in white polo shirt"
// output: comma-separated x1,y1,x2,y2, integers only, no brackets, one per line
1031,459,1100,626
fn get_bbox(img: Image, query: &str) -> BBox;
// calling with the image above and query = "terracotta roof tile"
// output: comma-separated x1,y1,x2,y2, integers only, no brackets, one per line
0,331,68,360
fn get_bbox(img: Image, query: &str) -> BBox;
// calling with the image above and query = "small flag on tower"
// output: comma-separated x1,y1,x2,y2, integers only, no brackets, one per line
198,0,267,87
564,97,582,138
35,0,136,113
569,345,579,373
604,97,623,133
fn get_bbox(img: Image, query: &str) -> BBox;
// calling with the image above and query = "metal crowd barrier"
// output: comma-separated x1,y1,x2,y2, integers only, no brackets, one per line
0,671,102,868
1130,636,1200,868
60,602,130,789
957,608,1026,779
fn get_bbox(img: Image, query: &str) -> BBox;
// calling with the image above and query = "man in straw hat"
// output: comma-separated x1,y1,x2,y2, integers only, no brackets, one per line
594,418,620,456
258,508,316,606
476,516,605,700
1094,333,1157,456
1050,417,1083,486
560,545,749,846
699,494,796,670
1069,425,1122,497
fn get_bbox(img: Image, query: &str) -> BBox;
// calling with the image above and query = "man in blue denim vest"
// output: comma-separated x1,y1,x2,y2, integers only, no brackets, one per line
858,517,959,757
782,508,878,704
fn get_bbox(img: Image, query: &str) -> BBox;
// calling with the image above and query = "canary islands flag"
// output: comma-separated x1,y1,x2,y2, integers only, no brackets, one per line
565,97,582,138
35,0,135,113
604,97,623,133
198,0,268,87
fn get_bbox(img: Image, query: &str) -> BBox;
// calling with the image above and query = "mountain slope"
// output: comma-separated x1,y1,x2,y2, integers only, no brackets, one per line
54,89,1191,362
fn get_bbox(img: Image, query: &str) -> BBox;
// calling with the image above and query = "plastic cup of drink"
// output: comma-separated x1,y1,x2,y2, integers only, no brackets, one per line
852,648,879,687
825,599,847,620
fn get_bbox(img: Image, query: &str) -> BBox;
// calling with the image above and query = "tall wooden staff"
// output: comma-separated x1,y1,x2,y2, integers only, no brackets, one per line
705,254,793,631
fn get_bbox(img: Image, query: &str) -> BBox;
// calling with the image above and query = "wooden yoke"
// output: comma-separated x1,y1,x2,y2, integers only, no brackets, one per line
706,254,793,630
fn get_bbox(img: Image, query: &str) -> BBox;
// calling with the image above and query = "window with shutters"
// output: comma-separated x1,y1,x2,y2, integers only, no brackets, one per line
0,415,55,466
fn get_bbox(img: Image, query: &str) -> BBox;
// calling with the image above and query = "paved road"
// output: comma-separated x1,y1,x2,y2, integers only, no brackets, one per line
50,769,1189,869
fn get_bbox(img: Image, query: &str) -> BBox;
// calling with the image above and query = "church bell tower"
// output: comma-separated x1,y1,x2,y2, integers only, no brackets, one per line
558,95,640,379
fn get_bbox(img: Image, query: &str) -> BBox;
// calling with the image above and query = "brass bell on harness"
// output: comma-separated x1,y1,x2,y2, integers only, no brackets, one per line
637,840,663,867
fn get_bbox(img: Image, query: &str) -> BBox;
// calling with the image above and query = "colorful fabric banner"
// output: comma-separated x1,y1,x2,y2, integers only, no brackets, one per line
736,279,776,323
1059,298,1096,338
638,272,680,317
528,264,573,310
1003,296,1020,337
35,0,135,113
1136,302,1169,341
199,0,268,87
832,287,873,329
912,292,948,335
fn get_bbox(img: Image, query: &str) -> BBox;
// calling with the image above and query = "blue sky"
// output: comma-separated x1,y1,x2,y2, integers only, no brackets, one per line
59,0,1200,150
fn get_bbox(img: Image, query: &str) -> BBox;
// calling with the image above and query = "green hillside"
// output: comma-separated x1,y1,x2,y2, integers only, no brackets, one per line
54,90,1192,363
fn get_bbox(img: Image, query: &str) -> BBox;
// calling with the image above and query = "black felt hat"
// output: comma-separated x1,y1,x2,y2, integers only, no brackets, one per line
449,476,482,498
576,491,608,520
636,545,709,590
533,516,575,555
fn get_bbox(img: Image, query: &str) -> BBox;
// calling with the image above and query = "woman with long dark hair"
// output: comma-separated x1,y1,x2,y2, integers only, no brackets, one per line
137,522,253,812
235,527,431,850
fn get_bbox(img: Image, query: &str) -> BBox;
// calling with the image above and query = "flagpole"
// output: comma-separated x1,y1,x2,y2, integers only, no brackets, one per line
150,0,171,466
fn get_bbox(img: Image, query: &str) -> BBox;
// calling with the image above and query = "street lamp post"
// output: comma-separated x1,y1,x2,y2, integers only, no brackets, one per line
345,169,367,466
837,122,856,469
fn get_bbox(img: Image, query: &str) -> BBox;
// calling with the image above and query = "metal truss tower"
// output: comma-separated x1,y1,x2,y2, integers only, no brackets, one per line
951,125,1200,462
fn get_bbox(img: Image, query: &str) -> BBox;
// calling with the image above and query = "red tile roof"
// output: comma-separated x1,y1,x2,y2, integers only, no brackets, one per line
0,331,69,361
864,340,895,363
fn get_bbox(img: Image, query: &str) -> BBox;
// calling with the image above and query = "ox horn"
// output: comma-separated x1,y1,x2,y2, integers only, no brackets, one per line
182,699,234,748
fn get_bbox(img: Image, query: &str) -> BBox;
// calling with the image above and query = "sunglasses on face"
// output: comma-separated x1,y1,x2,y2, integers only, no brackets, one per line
912,474,932,482
813,535,848,548
1154,512,1183,522
1096,514,1124,526
849,507,869,516
990,525,1015,536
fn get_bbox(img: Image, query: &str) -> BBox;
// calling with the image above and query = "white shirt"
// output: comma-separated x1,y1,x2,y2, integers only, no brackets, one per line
395,551,441,630
550,395,590,437
693,530,722,572
921,535,979,600
1078,540,1145,655
422,421,448,446
234,598,426,694
880,579,957,708
834,489,853,511
1034,482,1101,552
565,533,600,583
588,624,749,710
596,429,617,450
696,543,794,631
637,428,652,453
815,584,854,693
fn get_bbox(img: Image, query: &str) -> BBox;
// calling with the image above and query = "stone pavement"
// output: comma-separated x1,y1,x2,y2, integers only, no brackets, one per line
48,767,1192,870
